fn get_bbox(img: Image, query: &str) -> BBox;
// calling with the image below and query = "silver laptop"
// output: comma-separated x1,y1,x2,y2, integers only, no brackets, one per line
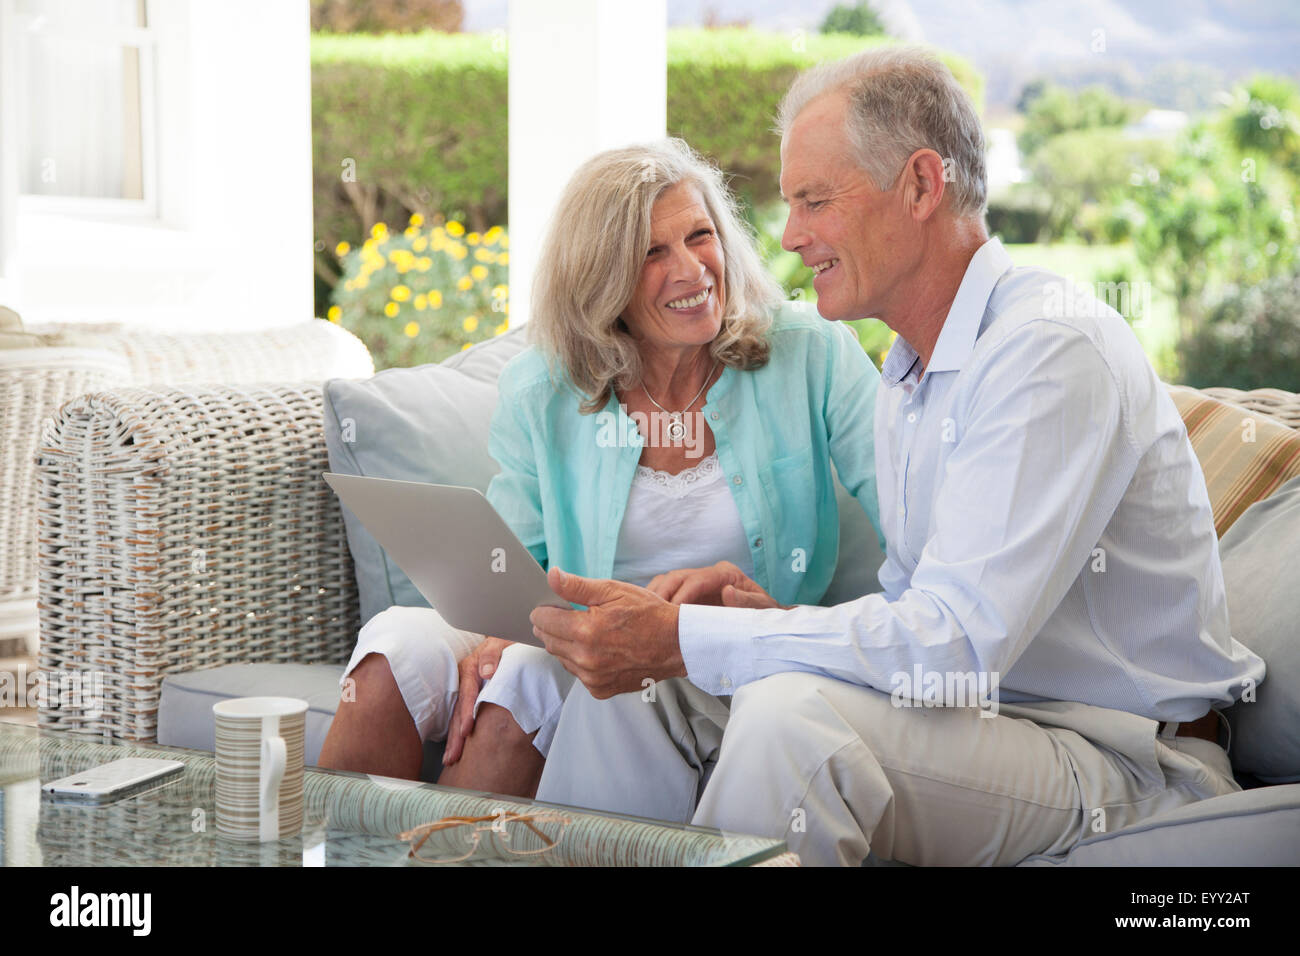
323,473,568,647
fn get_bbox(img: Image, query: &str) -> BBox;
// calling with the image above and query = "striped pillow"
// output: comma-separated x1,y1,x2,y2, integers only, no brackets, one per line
1168,385,1300,537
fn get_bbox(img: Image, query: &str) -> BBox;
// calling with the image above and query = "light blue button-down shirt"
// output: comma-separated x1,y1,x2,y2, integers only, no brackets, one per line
486,303,884,609
680,238,1265,722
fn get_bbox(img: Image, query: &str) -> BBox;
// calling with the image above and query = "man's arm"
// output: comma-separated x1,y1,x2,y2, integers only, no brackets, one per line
679,324,1141,697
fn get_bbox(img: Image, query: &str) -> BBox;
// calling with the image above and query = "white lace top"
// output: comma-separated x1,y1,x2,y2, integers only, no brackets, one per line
612,452,756,589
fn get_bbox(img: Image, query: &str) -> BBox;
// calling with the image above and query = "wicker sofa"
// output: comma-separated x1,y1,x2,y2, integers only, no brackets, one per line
3,318,373,659
32,327,1300,865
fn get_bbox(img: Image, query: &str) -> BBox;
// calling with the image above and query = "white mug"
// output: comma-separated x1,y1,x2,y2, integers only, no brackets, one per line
213,697,308,842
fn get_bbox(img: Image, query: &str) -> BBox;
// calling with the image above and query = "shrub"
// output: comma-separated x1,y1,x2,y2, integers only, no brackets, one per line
330,214,509,368
820,3,887,37
1178,270,1300,392
312,30,982,316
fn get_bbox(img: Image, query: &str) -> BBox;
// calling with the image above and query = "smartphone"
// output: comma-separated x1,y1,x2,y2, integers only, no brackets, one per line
42,758,185,803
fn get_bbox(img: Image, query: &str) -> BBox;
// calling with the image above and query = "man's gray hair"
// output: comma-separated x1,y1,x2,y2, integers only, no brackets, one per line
776,46,987,217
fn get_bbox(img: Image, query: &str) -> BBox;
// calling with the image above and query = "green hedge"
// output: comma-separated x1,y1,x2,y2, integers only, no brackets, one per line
311,29,982,311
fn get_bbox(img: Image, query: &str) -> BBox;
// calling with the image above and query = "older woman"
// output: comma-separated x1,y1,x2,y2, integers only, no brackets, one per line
318,139,883,795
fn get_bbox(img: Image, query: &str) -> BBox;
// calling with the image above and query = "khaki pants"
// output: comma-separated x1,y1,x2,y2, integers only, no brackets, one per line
534,672,1240,866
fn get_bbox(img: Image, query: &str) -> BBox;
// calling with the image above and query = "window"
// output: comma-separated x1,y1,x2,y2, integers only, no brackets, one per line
13,0,156,217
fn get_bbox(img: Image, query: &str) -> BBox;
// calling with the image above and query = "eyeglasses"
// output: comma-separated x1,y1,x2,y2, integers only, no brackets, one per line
398,811,571,864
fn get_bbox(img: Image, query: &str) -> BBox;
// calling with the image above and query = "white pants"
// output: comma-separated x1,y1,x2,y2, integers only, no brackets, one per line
534,672,1241,866
340,605,576,755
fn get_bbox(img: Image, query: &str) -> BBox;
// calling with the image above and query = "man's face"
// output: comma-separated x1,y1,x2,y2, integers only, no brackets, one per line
779,90,912,323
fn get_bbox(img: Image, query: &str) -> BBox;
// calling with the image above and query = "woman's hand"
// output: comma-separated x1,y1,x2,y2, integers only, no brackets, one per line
443,636,513,766
647,560,787,609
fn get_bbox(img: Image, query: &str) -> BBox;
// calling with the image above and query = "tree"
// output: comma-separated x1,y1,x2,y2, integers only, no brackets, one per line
820,3,887,37
1017,84,1138,158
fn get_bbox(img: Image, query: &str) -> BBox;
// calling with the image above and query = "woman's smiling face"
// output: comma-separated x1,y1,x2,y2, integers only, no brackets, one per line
621,181,727,352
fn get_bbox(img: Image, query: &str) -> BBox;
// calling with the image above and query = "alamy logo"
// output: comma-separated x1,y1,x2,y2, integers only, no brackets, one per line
49,886,151,936
889,665,1000,716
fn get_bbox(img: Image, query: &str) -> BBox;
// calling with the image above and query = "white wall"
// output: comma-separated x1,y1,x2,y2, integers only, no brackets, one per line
508,0,666,325
2,0,314,331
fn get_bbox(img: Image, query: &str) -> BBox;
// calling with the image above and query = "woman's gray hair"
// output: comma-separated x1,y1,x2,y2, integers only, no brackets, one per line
776,46,987,217
531,138,783,414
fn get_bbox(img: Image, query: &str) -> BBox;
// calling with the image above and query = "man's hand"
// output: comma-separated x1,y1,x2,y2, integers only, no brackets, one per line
530,567,684,699
443,636,511,765
647,560,790,610
648,560,758,605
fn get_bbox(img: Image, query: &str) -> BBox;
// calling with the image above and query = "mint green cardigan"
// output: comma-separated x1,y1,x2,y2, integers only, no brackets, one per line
485,304,883,607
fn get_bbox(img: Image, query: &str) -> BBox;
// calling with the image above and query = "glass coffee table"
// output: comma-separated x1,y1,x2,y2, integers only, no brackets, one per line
0,723,794,866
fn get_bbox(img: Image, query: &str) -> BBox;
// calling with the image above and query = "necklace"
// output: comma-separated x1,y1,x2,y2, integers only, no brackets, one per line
642,360,719,442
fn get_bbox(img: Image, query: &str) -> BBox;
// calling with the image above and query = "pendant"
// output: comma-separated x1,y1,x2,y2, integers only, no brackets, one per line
666,414,687,442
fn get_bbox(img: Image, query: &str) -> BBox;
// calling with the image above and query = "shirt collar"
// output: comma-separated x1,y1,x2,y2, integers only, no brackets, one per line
879,237,1013,386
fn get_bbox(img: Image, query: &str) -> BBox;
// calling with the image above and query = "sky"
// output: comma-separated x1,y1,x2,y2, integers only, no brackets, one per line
461,0,1300,109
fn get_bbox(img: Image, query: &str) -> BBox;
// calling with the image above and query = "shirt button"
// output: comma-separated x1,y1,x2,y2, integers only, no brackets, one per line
720,676,732,689
753,537,762,548
907,412,917,424
710,411,719,420
732,475,743,485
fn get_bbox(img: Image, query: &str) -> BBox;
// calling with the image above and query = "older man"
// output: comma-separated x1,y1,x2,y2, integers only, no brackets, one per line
526,47,1265,866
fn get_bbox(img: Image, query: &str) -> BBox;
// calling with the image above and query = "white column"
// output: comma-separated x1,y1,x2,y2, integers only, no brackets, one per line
508,0,666,326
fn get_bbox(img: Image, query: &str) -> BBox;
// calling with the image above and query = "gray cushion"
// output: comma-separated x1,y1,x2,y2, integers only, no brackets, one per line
1219,473,1300,782
1017,785,1300,865
322,328,531,624
157,663,346,766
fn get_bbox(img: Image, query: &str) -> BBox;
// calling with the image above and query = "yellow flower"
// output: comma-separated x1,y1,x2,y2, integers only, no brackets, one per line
412,237,428,252
371,222,388,241
491,284,508,298
498,252,509,265
466,232,480,245
327,305,341,323
395,261,410,274
414,294,427,311
409,212,424,228
461,342,472,351
500,236,509,249
335,241,350,257
362,238,378,254
404,321,420,338
484,226,503,245
471,265,488,281
446,220,465,237
354,275,369,289
474,249,495,263
493,323,508,336
428,290,443,308
463,315,479,332
450,245,468,261
457,275,473,291
391,285,411,302
416,257,432,271
404,226,418,238
384,301,400,318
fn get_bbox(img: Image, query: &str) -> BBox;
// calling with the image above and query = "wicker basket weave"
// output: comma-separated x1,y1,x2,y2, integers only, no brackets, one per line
1,348,131,655
36,383,360,741
24,319,374,386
